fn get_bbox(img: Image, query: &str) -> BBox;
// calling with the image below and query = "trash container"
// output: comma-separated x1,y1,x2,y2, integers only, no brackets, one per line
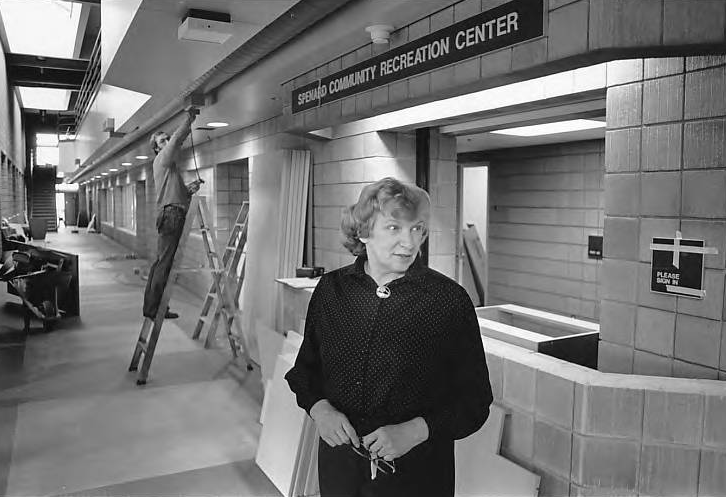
29,218,47,240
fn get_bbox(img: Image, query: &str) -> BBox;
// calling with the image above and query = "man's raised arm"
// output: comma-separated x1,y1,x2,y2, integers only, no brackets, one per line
166,108,197,152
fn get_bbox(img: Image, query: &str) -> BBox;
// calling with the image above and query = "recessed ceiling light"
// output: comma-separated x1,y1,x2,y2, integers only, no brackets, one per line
206,122,229,128
109,168,118,172
0,0,82,58
121,162,132,166
490,119,606,137
135,155,149,160
18,87,70,111
101,173,108,176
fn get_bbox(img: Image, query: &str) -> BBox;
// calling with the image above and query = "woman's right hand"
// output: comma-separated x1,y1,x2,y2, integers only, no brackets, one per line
310,399,359,448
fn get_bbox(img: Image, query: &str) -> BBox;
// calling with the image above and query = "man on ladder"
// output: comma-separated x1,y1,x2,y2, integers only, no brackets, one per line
142,107,203,320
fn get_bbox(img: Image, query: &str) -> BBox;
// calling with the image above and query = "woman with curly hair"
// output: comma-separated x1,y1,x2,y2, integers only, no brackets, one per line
286,176,492,497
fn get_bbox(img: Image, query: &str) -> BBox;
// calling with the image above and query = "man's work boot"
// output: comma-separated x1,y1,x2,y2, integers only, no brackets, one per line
164,310,179,319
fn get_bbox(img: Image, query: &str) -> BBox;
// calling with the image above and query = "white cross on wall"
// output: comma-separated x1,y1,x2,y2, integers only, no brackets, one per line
649,231,718,269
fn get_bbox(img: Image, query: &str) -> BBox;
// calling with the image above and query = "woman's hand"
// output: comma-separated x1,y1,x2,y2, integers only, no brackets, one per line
310,399,359,448
362,417,429,461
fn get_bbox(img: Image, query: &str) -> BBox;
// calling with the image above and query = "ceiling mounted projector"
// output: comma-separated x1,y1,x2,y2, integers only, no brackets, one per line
178,9,233,44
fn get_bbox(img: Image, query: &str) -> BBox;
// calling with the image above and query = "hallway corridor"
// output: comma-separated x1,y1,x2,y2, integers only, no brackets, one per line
0,229,280,496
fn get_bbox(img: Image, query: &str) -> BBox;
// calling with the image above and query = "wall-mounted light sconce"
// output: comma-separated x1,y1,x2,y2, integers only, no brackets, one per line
102,117,126,138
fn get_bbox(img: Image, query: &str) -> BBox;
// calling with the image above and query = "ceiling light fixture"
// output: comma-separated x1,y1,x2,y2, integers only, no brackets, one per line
206,122,229,128
490,119,606,137
18,87,71,111
366,24,394,44
135,155,149,160
109,168,118,172
121,162,132,166
0,0,82,58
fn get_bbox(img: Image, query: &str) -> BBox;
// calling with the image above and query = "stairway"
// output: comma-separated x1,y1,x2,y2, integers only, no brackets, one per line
31,165,58,233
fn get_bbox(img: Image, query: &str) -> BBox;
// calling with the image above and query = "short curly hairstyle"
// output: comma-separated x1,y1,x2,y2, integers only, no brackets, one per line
341,177,430,256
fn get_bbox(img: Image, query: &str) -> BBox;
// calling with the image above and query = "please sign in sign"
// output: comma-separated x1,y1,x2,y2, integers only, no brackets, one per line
650,234,718,299
291,0,544,114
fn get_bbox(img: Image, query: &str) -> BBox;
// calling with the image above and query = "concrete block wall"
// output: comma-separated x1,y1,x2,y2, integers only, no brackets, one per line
0,157,15,222
311,130,416,272
311,129,458,278
0,46,24,172
601,56,726,379
284,0,726,134
85,115,315,301
485,335,726,497
214,160,249,249
134,180,147,257
98,188,109,224
0,46,25,227
179,116,311,170
428,130,459,277
93,169,150,257
484,140,605,321
13,167,25,221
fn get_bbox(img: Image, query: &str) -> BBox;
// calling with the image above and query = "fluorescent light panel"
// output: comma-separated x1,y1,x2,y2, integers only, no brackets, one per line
490,119,606,137
18,87,71,111
36,146,59,165
207,122,229,128
0,0,82,57
312,63,607,138
36,133,59,147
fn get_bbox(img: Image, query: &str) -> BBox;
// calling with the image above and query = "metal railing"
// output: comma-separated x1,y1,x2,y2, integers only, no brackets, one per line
67,30,102,139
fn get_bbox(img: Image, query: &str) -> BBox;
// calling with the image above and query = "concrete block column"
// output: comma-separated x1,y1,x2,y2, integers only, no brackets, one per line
144,164,157,258
134,180,147,257
601,56,726,379
215,160,249,245
0,158,11,220
427,130,458,278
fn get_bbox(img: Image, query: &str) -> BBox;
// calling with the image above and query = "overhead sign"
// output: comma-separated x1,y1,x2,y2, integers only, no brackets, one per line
650,232,718,299
292,0,544,114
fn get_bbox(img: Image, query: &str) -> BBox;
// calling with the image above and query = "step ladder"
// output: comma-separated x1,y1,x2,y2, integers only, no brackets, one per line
128,196,252,385
192,202,252,366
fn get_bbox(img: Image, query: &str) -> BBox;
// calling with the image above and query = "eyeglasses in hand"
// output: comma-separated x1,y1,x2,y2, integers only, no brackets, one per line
350,444,396,480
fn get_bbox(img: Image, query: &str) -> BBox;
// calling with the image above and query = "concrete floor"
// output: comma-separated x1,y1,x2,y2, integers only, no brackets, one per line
0,228,281,497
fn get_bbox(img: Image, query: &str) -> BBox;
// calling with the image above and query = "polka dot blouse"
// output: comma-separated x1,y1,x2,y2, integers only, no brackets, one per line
285,256,493,441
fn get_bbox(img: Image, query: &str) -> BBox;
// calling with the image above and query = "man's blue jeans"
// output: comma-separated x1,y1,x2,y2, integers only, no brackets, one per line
142,205,186,318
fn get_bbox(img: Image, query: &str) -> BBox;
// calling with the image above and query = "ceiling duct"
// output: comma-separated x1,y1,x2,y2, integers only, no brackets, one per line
71,0,356,182
178,9,233,44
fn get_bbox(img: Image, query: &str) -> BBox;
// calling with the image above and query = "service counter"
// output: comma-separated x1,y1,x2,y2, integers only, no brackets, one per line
476,304,599,368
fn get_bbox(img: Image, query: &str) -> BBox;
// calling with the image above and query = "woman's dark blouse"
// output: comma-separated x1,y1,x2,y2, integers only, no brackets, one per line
285,256,493,441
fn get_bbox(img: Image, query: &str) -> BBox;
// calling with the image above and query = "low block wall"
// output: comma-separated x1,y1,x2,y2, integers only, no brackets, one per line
485,335,726,497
